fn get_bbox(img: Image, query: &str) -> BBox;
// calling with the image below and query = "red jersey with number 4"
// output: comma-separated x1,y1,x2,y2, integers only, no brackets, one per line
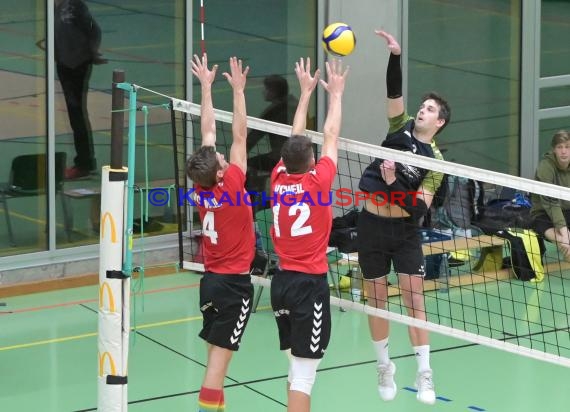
194,164,255,274
271,157,336,274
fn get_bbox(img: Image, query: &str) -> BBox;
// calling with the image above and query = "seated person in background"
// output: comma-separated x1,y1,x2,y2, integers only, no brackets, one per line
246,75,299,208
531,130,570,261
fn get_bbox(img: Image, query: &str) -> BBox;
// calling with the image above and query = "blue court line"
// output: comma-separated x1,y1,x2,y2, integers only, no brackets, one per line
403,387,486,410
404,386,454,401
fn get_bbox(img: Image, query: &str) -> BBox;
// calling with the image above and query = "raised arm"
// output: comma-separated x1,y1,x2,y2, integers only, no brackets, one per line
375,30,405,119
291,57,320,136
319,59,348,166
223,56,250,174
190,53,218,147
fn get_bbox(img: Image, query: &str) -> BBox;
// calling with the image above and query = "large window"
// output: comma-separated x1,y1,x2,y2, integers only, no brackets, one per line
541,0,570,78
55,0,186,248
188,0,318,216
0,0,48,256
538,0,570,158
408,0,522,174
191,0,318,126
0,0,317,258
540,0,570,116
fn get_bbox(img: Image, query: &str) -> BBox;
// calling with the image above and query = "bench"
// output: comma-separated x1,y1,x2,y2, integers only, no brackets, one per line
338,234,505,266
336,234,570,298
336,234,508,297
420,234,506,256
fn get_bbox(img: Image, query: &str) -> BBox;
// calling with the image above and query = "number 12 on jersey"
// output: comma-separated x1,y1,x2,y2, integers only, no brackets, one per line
272,202,313,238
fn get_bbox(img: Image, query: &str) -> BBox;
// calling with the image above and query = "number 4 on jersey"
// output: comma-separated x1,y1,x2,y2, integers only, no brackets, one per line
203,211,219,244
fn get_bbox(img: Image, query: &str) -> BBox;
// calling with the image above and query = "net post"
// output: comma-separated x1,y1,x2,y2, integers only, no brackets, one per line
111,70,125,169
170,103,185,269
98,69,129,412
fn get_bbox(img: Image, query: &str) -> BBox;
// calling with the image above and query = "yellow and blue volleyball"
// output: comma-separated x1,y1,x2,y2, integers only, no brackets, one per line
322,23,356,57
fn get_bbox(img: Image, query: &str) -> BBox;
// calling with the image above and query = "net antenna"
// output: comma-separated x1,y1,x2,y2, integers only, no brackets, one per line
167,93,570,370
200,0,206,55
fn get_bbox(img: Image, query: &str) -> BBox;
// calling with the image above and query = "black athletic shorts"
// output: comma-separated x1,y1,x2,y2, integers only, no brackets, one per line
270,270,331,359
357,208,425,279
199,272,254,351
531,210,570,237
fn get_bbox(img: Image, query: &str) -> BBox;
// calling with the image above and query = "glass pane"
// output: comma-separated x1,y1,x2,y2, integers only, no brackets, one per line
409,0,522,175
192,0,318,136
540,85,570,109
188,0,317,221
0,0,48,256
193,0,317,112
56,0,185,247
541,0,570,77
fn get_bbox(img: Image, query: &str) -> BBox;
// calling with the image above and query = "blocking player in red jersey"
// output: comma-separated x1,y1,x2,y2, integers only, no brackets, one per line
270,58,348,412
185,54,254,412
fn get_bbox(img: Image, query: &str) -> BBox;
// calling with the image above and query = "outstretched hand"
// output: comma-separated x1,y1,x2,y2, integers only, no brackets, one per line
319,59,349,96
295,57,320,95
222,56,249,92
375,30,401,55
191,53,218,86
380,159,397,185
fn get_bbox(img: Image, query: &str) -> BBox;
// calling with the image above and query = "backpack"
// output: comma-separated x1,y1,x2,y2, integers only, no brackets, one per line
431,176,484,231
496,229,545,281
474,194,533,235
420,228,453,280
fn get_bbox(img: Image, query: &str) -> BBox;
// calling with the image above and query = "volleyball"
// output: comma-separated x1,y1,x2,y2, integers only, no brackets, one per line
322,23,356,56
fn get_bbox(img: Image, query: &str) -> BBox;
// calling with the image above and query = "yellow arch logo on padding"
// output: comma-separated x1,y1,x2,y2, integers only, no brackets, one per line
98,351,117,377
101,212,117,243
99,282,116,312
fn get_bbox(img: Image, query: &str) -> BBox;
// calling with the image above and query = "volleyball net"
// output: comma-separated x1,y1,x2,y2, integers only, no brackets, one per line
117,84,570,370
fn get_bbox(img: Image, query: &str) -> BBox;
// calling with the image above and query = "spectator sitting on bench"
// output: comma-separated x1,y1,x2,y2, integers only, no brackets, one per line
531,130,570,262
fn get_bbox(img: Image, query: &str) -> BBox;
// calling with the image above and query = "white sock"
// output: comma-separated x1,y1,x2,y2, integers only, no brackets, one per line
373,338,390,365
414,345,431,372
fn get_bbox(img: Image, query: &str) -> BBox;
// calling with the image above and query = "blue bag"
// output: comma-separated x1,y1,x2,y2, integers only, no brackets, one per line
420,229,453,280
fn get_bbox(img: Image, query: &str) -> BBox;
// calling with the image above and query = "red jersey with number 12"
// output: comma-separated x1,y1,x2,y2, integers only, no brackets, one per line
271,157,336,274
194,164,255,274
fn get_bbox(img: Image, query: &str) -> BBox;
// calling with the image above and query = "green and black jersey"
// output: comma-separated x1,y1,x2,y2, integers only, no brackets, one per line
359,112,444,196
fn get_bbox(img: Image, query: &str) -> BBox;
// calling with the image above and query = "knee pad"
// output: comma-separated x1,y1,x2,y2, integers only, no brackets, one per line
289,356,321,396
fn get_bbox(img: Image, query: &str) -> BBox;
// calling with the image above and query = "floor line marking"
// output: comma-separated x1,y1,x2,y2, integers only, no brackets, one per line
5,281,200,314
0,315,203,352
